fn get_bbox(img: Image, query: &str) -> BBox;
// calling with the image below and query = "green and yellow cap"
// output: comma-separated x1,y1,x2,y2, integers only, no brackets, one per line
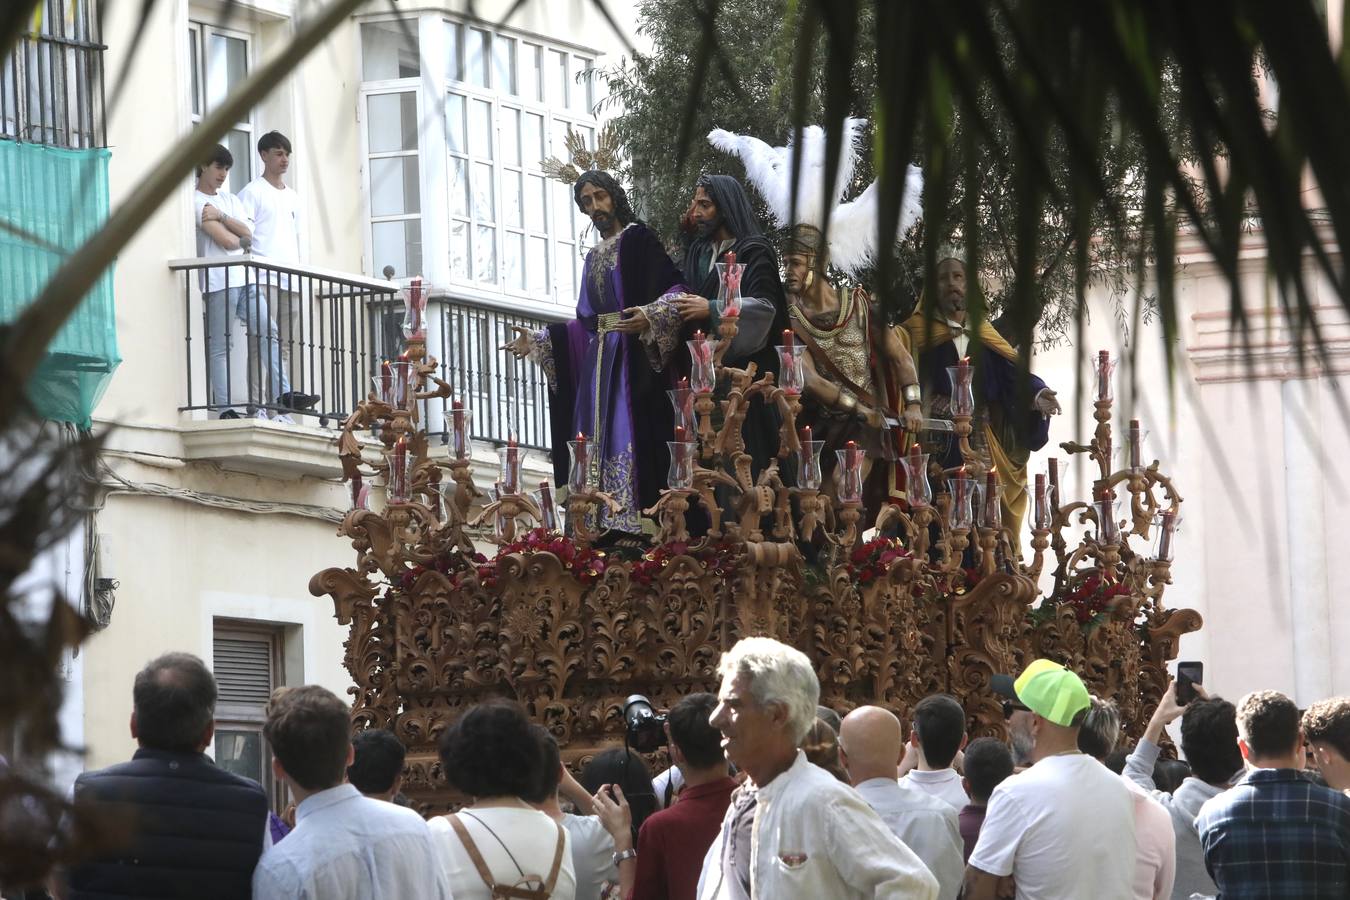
1013,659,1091,727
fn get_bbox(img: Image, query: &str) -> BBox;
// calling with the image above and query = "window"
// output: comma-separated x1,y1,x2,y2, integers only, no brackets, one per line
0,0,105,148
213,622,285,809
365,90,423,279
188,21,253,194
442,21,599,305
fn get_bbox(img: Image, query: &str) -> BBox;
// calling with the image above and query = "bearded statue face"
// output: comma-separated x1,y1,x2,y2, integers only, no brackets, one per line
935,257,968,321
689,186,724,240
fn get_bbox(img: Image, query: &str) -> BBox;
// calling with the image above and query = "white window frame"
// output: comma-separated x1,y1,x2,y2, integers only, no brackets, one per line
187,19,255,194
360,87,425,281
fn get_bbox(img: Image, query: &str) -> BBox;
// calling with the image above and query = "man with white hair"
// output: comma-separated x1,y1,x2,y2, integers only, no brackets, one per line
697,637,939,899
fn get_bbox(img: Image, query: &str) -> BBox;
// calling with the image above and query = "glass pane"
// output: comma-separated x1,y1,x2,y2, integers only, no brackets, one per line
216,730,263,785
556,241,575,302
446,21,462,82
523,113,545,168
572,56,592,113
472,161,495,221
493,35,517,95
524,175,546,232
367,92,418,153
527,236,548,296
467,28,489,88
446,93,466,154
547,49,568,108
505,232,524,291
450,220,469,280
527,44,544,102
449,158,468,217
475,225,496,283
502,171,522,228
206,33,247,111
373,219,422,279
500,108,520,167
226,129,252,194
361,20,420,81
190,29,200,117
469,98,493,159
370,156,420,217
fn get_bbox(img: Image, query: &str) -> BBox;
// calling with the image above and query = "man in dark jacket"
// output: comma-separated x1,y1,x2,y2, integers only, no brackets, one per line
65,652,267,899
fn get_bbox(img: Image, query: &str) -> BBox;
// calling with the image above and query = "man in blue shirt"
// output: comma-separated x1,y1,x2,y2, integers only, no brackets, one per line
1196,689,1350,898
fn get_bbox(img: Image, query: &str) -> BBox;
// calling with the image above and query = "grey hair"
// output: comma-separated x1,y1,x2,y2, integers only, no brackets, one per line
717,637,820,743
1077,695,1122,760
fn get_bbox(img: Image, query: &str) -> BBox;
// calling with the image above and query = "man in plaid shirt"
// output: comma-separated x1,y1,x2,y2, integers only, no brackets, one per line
1196,690,1350,898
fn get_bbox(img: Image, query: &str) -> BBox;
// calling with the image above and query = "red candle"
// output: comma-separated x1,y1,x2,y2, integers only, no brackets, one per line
451,399,467,458
505,435,519,493
954,464,969,511
1034,473,1047,527
1159,510,1175,560
846,439,859,469
398,351,409,362
1048,458,1059,498
783,329,794,350
1129,419,1142,470
1097,350,1111,401
675,425,686,443
959,356,970,370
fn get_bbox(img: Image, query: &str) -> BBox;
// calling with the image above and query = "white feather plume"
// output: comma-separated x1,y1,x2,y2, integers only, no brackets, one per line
708,121,924,278
829,164,925,276
708,118,866,230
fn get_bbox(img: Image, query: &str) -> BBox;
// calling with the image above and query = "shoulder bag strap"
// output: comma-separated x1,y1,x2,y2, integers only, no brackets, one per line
449,814,502,893
542,820,566,893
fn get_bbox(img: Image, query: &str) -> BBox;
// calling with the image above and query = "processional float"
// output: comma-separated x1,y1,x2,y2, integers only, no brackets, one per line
310,274,1201,812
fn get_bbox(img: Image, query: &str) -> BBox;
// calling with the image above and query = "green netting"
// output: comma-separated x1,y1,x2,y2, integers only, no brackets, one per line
0,140,120,428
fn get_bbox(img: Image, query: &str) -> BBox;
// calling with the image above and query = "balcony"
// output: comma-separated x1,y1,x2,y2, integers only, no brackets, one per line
168,257,559,477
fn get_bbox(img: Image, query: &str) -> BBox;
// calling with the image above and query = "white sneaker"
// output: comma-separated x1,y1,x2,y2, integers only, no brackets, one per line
272,413,296,425
251,408,269,421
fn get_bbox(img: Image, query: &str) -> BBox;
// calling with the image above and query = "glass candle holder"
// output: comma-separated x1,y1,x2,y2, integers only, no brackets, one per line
373,360,415,408
534,481,559,533
668,385,695,436
687,335,716,393
715,260,744,318
1096,350,1117,402
777,343,806,395
401,276,427,339
350,475,370,511
1152,510,1179,561
1033,473,1052,530
386,438,411,503
1098,488,1119,543
489,483,509,542
946,360,975,416
901,446,932,508
947,475,976,529
798,439,824,491
449,401,472,460
667,440,696,490
496,441,521,495
976,480,1002,529
568,435,596,494
835,442,865,503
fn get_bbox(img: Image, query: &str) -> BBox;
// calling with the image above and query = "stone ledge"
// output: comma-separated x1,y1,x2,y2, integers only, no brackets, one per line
180,419,346,478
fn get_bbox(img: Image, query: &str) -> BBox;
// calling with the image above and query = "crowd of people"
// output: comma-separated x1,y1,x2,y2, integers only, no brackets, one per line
47,641,1350,899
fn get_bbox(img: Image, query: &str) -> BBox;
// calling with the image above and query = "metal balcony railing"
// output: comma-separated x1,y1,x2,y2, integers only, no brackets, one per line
369,293,559,451
169,256,398,426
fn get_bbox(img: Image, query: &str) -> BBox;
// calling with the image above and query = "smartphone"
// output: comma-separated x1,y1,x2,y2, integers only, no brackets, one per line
1176,661,1203,704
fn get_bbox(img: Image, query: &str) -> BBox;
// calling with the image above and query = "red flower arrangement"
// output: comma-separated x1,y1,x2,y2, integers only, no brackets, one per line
847,536,912,585
445,528,607,591
1060,574,1132,628
398,548,488,592
630,540,742,587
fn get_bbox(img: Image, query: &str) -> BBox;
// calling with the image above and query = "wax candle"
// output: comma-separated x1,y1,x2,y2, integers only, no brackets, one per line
1129,419,1142,471
783,329,794,350
1159,510,1175,560
1035,473,1047,528
451,399,467,459
539,480,556,531
505,435,520,493
1097,350,1111,401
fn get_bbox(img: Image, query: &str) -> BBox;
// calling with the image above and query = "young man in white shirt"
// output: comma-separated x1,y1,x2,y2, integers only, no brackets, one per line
252,685,450,900
898,694,971,811
964,659,1136,900
239,131,317,414
840,705,965,900
194,144,303,421
698,637,939,900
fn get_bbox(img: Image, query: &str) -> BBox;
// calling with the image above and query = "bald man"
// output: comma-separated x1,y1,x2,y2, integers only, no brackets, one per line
840,706,965,900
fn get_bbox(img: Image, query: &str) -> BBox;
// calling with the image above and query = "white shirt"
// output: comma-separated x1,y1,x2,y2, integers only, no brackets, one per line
561,812,616,900
698,751,939,900
899,768,970,812
652,765,686,809
193,188,252,294
946,318,969,357
239,176,302,288
1123,776,1176,900
430,806,577,900
251,784,450,900
969,753,1136,900
855,777,965,900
